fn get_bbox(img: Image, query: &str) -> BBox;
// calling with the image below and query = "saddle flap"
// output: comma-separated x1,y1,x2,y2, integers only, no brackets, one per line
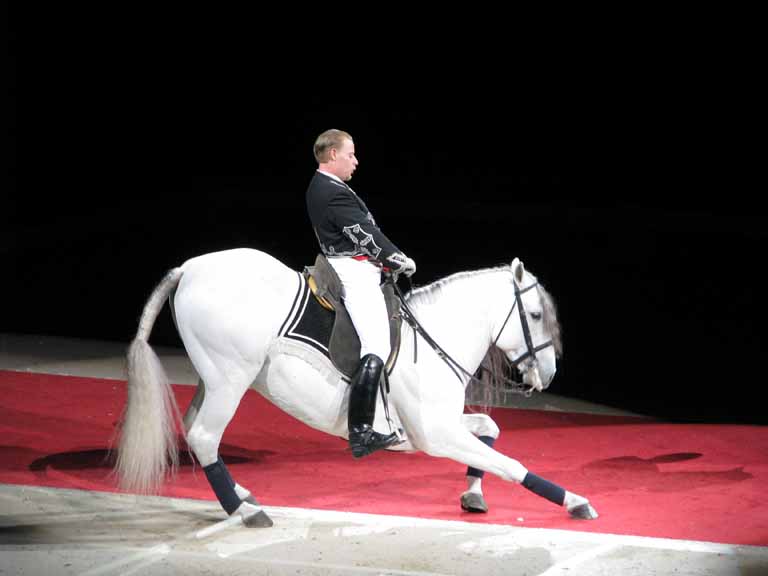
301,254,401,378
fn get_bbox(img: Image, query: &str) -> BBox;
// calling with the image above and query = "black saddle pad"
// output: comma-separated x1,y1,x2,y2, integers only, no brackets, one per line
278,255,401,378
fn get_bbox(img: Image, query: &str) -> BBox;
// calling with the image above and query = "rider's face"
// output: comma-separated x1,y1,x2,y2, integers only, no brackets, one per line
332,138,358,181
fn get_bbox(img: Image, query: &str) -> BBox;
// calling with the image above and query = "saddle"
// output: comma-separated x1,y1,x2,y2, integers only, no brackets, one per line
302,254,402,378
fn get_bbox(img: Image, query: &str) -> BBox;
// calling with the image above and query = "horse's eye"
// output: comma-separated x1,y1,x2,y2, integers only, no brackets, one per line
531,312,543,321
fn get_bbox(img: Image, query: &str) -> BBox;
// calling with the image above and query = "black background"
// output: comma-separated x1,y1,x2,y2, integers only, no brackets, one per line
5,13,765,424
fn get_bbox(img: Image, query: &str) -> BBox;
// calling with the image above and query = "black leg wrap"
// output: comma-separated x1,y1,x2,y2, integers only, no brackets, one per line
522,472,566,506
466,436,496,479
203,457,241,515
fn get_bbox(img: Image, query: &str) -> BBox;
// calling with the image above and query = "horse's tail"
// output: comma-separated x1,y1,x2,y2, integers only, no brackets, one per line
115,268,184,494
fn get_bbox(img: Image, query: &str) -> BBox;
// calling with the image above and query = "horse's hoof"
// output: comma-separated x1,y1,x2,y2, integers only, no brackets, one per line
243,509,274,528
568,503,598,520
460,491,488,513
244,495,261,506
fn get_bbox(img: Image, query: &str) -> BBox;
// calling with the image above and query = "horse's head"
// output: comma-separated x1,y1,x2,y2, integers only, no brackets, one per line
492,258,562,392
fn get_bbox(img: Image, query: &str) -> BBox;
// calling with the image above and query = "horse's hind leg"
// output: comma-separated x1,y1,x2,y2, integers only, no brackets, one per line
185,371,273,527
183,379,264,516
460,414,500,513
183,379,205,433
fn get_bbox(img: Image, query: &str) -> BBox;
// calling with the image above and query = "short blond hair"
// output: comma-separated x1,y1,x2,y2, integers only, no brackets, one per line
313,129,353,163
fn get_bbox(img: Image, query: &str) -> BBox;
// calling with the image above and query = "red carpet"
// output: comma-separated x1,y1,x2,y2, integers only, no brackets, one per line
1,370,766,546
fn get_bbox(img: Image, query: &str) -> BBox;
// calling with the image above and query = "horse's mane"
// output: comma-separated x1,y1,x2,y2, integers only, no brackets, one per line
404,265,510,307
404,264,563,409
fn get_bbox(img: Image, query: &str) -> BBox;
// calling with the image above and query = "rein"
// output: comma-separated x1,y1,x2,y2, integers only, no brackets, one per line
391,274,553,397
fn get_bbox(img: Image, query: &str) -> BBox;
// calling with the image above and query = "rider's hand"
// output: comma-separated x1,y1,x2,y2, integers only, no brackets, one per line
387,252,417,277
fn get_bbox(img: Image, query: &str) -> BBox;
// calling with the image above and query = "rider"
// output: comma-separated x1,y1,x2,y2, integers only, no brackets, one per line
306,129,416,458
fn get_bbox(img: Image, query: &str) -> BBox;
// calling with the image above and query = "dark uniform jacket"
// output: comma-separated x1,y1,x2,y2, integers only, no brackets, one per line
306,171,401,265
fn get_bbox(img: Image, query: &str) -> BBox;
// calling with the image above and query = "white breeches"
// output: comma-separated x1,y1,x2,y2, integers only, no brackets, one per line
327,257,391,362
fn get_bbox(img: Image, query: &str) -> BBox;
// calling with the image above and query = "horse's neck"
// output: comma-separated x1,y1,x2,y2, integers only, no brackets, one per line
408,271,509,378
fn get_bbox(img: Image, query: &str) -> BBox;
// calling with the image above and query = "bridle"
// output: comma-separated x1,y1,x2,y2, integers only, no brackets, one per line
392,272,555,396
491,278,554,369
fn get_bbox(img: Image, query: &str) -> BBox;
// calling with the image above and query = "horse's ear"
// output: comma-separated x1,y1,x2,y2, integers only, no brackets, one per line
512,258,525,282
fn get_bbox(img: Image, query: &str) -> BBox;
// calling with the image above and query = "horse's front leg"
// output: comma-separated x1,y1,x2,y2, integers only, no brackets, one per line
459,413,499,513
426,422,598,519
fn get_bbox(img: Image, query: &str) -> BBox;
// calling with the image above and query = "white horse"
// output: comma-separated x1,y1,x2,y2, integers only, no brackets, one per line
115,248,598,526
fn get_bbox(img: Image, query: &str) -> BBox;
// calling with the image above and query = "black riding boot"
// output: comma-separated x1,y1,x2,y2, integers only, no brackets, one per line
348,354,402,458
